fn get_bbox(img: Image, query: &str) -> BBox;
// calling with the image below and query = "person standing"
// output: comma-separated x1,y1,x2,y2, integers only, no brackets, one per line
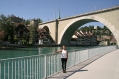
55,45,68,73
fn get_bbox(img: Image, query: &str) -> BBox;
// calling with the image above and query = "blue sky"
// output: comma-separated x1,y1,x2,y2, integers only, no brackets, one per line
0,0,119,27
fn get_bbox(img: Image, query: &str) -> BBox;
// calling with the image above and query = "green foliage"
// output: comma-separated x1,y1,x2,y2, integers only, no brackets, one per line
0,14,15,41
24,19,30,25
0,14,42,43
79,25,94,32
23,18,42,26
97,26,102,30
78,25,112,37
37,18,42,23
29,25,36,44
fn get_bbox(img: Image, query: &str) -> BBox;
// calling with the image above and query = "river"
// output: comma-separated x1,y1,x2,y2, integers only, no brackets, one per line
0,46,103,59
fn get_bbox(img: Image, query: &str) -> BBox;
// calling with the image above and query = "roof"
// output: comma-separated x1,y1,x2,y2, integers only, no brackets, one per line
15,24,29,32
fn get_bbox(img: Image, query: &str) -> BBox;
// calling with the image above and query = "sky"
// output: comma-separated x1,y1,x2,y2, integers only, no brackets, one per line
0,0,119,27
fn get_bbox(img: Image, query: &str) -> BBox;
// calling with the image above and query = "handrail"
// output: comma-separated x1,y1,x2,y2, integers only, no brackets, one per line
0,45,117,79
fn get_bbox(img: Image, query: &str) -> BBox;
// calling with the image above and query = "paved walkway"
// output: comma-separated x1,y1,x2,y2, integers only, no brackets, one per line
47,49,119,79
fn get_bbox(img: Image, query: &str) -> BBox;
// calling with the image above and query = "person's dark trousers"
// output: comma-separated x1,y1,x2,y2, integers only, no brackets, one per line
61,58,67,71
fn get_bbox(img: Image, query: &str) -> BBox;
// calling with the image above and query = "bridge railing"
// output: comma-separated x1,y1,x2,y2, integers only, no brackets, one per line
0,45,117,79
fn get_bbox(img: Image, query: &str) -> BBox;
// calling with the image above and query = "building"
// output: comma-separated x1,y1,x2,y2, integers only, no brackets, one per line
15,24,29,44
36,28,52,46
70,30,98,46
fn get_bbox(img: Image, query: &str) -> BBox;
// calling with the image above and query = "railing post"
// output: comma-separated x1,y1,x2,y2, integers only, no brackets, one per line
27,58,28,79
74,50,76,65
29,58,31,79
24,59,26,79
0,63,1,79
4,62,5,79
54,55,55,74
34,58,36,79
18,60,20,79
8,61,9,79
44,55,47,78
88,49,89,59
37,57,38,79
32,58,34,79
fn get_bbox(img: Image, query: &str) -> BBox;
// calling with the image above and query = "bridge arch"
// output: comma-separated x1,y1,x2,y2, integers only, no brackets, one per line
59,15,118,45
43,26,50,34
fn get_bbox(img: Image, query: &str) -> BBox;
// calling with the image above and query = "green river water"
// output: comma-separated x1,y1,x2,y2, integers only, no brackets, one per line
0,46,102,59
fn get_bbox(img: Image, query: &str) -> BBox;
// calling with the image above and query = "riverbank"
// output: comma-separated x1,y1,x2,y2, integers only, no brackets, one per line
0,44,100,50
0,44,55,49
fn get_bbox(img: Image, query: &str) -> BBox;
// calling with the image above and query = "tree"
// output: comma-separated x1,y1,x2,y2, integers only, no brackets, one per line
29,24,37,44
37,18,42,23
97,26,102,30
24,19,30,25
0,14,15,41
0,14,43,43
28,18,42,44
104,26,108,30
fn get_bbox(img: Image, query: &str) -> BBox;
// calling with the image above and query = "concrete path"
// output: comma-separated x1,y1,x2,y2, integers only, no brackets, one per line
67,49,119,79
47,49,119,79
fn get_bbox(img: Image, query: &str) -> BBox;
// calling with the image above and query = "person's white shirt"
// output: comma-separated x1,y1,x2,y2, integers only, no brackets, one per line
61,49,67,58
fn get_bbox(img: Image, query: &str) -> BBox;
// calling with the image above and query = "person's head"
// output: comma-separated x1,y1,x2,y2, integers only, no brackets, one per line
62,45,66,50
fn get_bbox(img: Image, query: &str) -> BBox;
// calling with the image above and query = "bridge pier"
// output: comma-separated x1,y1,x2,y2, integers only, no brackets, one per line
55,19,59,45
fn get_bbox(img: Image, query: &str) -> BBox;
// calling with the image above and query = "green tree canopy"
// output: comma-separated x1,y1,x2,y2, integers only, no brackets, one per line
0,14,15,41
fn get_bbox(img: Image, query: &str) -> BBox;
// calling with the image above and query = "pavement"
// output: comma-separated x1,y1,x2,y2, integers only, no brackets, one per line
47,49,119,79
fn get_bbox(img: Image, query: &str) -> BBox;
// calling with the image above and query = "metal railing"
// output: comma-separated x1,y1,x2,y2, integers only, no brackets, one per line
0,45,117,79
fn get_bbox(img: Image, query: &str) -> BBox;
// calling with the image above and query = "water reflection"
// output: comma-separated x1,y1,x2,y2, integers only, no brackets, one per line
38,47,61,54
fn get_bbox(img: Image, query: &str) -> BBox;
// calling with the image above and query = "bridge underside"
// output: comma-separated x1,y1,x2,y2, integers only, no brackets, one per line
60,19,97,45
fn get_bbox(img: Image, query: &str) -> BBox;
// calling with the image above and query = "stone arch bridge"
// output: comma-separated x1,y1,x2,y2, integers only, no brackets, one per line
38,6,119,47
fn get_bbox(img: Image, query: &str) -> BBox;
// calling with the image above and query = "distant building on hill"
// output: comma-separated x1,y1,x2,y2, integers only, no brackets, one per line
70,30,98,46
71,28,117,46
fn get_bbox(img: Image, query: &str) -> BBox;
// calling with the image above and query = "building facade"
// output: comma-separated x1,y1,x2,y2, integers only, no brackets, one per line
70,31,98,46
